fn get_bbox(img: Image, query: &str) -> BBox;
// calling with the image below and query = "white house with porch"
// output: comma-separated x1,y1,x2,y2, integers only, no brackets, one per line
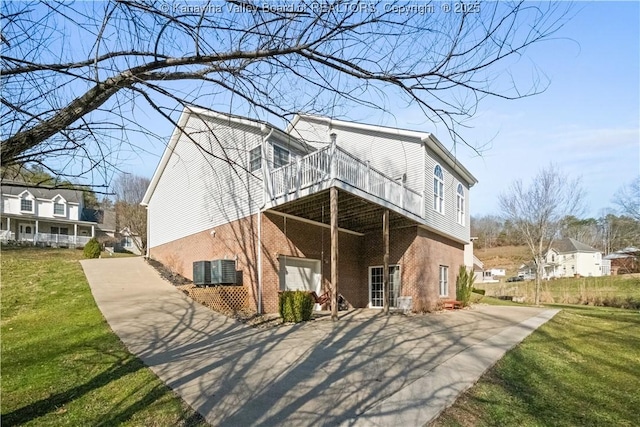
1,181,100,247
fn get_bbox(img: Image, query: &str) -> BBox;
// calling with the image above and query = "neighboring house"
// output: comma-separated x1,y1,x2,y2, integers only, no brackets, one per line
82,208,116,239
479,266,503,283
115,227,143,255
142,107,478,313
489,268,506,277
463,238,495,283
470,255,494,283
0,181,103,247
518,237,608,279
604,247,639,275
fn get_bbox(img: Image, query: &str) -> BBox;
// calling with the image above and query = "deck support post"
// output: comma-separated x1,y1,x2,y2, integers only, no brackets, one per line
330,186,339,321
383,209,390,315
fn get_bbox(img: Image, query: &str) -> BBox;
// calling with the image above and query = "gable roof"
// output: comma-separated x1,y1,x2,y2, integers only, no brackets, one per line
288,113,478,187
81,208,116,231
1,181,83,203
552,238,599,254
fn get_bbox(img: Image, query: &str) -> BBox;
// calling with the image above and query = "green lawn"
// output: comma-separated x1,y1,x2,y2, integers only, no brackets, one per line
1,246,207,426
434,305,640,426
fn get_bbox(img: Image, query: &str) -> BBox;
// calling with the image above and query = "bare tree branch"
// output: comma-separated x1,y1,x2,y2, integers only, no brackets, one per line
499,164,585,305
1,0,572,180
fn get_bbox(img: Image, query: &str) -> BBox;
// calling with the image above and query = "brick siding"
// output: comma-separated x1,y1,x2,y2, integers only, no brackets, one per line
149,212,464,313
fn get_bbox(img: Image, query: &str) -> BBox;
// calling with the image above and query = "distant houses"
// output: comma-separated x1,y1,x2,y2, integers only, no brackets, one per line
604,247,640,275
518,238,610,279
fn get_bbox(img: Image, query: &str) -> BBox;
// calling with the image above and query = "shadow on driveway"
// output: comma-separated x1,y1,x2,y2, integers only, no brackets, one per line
80,257,557,426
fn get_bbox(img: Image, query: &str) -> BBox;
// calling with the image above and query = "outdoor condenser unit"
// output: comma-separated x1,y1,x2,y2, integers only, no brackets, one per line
193,261,212,286
211,259,237,284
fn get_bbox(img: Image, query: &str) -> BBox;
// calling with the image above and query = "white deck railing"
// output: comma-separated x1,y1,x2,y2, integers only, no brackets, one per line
34,233,92,246
270,144,423,217
0,230,15,242
1,232,91,246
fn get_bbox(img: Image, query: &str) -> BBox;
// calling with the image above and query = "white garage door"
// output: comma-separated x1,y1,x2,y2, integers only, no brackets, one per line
279,257,321,293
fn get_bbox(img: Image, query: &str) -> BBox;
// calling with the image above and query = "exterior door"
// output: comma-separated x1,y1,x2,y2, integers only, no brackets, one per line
19,223,33,241
369,265,400,308
279,257,321,293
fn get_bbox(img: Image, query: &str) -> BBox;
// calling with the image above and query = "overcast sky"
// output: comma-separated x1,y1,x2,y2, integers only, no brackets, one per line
118,1,639,218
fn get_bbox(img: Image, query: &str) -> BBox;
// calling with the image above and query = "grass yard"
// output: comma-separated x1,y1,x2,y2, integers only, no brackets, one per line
477,274,640,307
433,304,640,426
0,246,208,426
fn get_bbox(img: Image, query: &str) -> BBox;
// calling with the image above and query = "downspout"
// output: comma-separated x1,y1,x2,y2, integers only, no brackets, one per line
257,125,274,314
145,206,150,258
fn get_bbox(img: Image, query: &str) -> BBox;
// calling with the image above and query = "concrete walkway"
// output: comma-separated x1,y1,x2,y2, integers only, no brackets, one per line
81,257,559,427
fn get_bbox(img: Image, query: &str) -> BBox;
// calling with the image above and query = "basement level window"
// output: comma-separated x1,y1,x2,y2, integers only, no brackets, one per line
439,265,449,297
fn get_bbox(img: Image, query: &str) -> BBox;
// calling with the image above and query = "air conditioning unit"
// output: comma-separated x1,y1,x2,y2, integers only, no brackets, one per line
211,259,238,284
193,261,212,285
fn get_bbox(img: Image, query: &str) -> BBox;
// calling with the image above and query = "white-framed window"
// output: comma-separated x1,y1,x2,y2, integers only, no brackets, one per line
20,198,33,212
249,145,262,172
433,165,444,214
53,202,65,216
51,227,69,235
273,145,290,169
123,236,133,248
456,183,465,225
52,195,67,216
439,265,449,297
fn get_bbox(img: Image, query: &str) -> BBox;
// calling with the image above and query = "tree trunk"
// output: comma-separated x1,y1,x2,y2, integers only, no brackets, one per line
535,259,544,306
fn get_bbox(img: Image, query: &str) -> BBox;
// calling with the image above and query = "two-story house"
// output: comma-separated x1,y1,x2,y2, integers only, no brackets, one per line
0,182,109,247
518,237,608,279
141,107,478,313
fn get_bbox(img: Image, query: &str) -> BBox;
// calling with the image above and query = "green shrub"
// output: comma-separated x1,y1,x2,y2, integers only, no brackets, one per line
279,291,314,323
83,238,101,259
472,288,486,295
456,265,475,307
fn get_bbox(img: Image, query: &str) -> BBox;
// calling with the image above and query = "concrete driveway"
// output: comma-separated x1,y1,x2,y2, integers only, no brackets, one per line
81,257,558,426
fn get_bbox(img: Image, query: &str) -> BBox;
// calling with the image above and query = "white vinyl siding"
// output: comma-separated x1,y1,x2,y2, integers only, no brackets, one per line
424,147,470,243
68,204,80,221
147,114,265,248
286,119,333,150
290,118,425,194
